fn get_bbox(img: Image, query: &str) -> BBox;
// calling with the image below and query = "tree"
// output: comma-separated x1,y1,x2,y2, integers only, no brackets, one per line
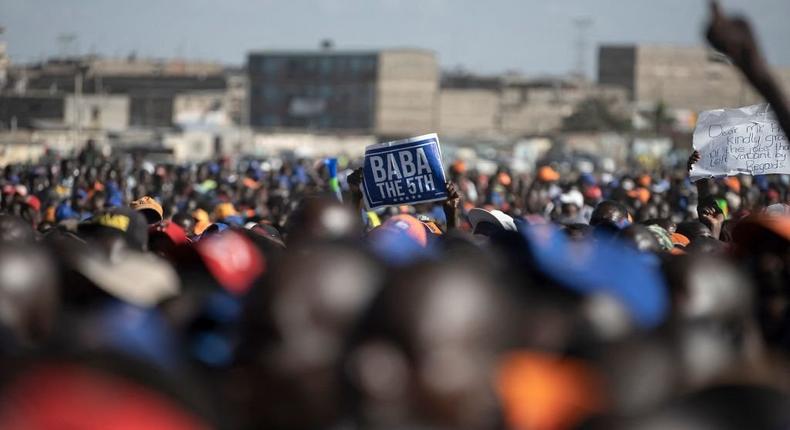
562,97,631,132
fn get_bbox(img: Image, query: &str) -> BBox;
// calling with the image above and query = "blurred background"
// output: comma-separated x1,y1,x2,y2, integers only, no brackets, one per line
0,0,789,171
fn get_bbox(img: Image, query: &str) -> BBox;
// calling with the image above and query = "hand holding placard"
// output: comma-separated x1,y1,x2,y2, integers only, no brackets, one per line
690,104,789,181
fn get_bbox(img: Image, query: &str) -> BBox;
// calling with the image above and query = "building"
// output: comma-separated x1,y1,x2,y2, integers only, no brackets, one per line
5,57,227,128
598,44,790,111
438,74,629,139
0,91,129,131
0,41,8,91
247,49,438,137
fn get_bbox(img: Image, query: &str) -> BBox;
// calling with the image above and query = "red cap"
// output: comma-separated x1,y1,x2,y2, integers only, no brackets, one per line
196,230,265,295
25,195,42,212
0,364,209,430
150,221,190,246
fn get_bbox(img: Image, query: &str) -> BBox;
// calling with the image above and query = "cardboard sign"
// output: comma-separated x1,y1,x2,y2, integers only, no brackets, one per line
362,133,447,209
691,103,789,181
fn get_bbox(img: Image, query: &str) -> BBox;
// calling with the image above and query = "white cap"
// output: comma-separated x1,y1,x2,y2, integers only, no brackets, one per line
468,208,517,232
559,189,584,208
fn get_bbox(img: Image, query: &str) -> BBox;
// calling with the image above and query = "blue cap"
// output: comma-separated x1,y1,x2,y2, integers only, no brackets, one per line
521,224,668,329
222,215,244,226
55,202,77,221
90,300,180,371
580,173,596,186
198,222,229,240
367,225,435,266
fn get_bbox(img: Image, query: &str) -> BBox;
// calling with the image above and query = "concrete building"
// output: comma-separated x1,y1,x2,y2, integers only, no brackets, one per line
5,57,227,128
438,74,629,138
173,90,231,129
0,92,129,132
0,42,8,91
438,88,500,138
598,44,790,111
64,94,129,132
247,49,438,138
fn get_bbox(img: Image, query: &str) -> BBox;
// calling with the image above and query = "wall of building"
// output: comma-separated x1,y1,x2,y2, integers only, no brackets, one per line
172,91,230,128
599,44,786,112
0,94,64,129
375,50,439,138
438,88,499,137
64,94,129,131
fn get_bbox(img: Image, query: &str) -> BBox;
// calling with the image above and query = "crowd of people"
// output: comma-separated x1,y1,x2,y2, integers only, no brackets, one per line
0,136,787,430
0,2,788,430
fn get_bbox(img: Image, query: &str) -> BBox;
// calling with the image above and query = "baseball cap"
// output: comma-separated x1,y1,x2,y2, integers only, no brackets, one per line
81,207,149,251
25,195,41,212
149,221,190,246
559,189,584,208
0,363,210,430
194,230,266,295
70,247,180,307
380,214,428,248
537,166,560,182
245,221,285,247
733,214,790,246
521,224,668,328
130,196,164,224
671,232,690,247
213,202,238,221
468,208,517,234
496,351,605,430
646,225,674,251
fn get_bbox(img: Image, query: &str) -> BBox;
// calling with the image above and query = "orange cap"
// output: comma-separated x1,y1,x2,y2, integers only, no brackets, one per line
213,203,238,221
193,220,211,236
382,214,428,247
130,196,164,223
627,187,651,204
451,160,467,174
192,209,210,223
537,166,560,182
497,351,606,430
671,232,690,247
723,176,741,194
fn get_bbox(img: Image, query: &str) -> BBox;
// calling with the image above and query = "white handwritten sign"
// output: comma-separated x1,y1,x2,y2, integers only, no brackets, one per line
690,103,789,181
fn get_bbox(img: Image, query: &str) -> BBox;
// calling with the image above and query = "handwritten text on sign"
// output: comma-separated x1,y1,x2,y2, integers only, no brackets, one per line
362,133,447,209
691,103,789,181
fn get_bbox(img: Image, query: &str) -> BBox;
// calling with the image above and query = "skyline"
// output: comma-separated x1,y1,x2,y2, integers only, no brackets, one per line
2,0,790,77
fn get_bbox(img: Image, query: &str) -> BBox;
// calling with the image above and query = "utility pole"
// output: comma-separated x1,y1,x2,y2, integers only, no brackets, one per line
573,18,592,81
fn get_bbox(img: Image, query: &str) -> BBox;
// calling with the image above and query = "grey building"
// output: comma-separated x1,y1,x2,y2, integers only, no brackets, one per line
247,49,438,138
6,58,227,128
598,44,790,111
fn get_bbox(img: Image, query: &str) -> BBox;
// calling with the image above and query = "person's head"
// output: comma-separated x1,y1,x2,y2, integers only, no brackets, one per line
468,208,517,237
676,221,712,241
0,243,59,346
237,242,383,430
563,223,592,241
343,260,516,430
171,212,195,236
78,207,149,254
618,224,662,253
0,214,35,243
283,196,360,246
590,200,630,229
732,215,790,352
130,196,164,225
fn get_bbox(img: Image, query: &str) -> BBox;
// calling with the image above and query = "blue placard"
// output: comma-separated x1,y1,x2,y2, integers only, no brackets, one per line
362,133,447,209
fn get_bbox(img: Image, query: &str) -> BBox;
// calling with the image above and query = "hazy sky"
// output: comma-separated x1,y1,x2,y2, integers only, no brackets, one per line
2,0,789,77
